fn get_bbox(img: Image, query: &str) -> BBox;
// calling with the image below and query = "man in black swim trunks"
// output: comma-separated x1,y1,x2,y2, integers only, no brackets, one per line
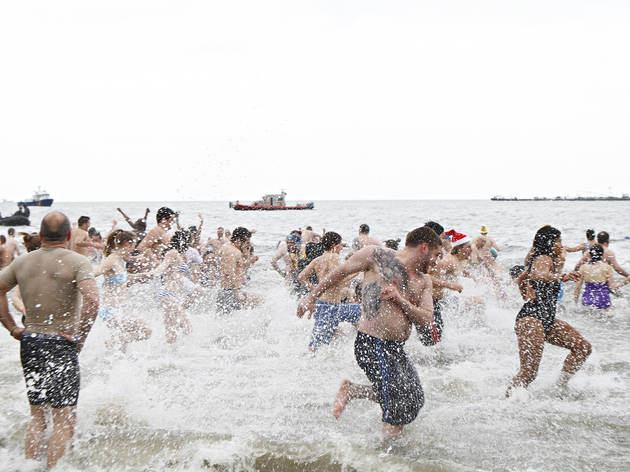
298,227,442,439
0,212,99,469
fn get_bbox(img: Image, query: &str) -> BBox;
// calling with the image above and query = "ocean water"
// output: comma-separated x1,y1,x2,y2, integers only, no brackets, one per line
0,200,628,472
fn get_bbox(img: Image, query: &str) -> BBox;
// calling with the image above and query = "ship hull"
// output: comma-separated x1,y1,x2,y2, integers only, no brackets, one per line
232,203,314,211
18,199,54,207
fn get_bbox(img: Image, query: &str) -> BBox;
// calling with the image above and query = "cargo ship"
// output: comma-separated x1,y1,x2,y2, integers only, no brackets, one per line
229,191,314,211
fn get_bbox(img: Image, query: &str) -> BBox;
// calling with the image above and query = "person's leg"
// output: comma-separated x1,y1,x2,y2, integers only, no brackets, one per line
382,423,404,441
332,379,377,418
160,298,179,343
546,319,592,387
47,406,77,469
506,317,546,397
25,404,48,461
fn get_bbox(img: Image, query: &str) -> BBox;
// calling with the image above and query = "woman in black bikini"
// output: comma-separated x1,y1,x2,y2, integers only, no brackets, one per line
506,226,592,397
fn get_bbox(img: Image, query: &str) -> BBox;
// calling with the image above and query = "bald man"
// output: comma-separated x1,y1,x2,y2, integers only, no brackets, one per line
0,211,99,469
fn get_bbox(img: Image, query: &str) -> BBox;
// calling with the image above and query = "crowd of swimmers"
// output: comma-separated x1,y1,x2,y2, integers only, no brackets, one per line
0,208,629,468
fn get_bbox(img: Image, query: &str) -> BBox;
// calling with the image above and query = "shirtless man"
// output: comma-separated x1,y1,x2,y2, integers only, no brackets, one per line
216,227,260,314
0,211,99,469
207,227,227,252
6,228,22,261
351,224,382,251
298,232,359,350
471,225,500,262
418,222,463,346
574,231,629,277
297,227,442,440
135,207,177,270
70,216,104,256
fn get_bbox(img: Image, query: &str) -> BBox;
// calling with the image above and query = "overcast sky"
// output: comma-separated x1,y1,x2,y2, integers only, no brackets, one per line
1,1,628,202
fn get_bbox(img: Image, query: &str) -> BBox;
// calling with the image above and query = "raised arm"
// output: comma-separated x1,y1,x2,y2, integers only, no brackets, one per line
117,208,135,227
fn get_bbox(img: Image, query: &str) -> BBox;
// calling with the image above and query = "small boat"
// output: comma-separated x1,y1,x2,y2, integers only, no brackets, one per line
18,188,54,207
0,215,30,226
229,191,314,211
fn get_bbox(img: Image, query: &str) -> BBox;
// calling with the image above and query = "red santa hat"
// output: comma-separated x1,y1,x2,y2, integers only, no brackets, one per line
445,229,471,248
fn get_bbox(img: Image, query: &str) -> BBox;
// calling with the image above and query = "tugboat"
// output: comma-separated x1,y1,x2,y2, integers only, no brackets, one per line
18,188,54,207
229,191,314,211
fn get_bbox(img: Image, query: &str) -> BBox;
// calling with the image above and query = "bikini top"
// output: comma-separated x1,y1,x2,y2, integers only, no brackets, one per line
103,272,128,286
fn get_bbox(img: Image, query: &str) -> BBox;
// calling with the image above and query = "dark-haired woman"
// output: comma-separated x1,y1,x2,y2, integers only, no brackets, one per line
95,231,152,351
506,226,592,396
151,230,192,343
574,244,615,310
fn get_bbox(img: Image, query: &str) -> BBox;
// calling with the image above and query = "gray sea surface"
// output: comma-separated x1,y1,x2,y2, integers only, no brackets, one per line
0,200,628,471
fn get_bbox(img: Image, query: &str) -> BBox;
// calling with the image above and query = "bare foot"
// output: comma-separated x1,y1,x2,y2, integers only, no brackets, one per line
333,380,351,419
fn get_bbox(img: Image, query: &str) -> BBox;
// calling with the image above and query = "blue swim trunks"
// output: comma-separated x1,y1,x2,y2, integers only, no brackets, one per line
309,300,361,350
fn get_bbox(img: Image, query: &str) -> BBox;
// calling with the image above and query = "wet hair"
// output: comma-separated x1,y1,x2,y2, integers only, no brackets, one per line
168,230,190,254
88,227,97,237
359,224,370,234
596,231,609,245
0,235,5,244
78,216,90,227
306,226,313,231
188,226,198,244
589,243,604,263
586,229,595,241
291,229,302,236
305,242,325,261
20,232,41,252
509,265,526,279
405,227,442,249
41,212,71,242
531,226,561,258
231,227,251,243
156,207,177,223
104,230,135,257
385,239,401,250
451,242,471,255
424,221,444,236
7,228,15,236
322,231,342,250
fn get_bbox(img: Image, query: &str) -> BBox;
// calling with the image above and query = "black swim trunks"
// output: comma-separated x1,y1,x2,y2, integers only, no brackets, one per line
416,298,444,346
20,331,80,408
355,331,424,425
216,289,243,315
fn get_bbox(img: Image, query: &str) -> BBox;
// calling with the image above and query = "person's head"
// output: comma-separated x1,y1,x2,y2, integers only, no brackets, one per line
322,231,342,252
217,227,224,238
134,219,147,232
531,225,562,257
188,226,199,245
88,227,97,238
359,224,370,235
586,229,595,241
78,216,90,230
20,232,41,252
509,265,526,280
169,230,190,254
589,243,605,263
156,207,177,227
105,230,136,258
231,227,252,252
424,221,444,237
405,226,442,267
596,231,609,246
286,233,302,253
40,211,72,243
0,235,5,245
7,228,15,237
445,230,473,258
384,239,400,250
306,226,313,231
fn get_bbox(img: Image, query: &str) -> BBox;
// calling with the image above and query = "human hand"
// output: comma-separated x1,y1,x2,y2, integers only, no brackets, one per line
10,327,25,341
297,295,316,319
380,281,402,303
563,272,581,282
58,331,84,352
452,282,463,293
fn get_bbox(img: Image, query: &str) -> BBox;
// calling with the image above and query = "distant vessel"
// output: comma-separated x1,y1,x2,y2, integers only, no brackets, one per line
491,194,630,201
18,188,54,207
229,191,314,211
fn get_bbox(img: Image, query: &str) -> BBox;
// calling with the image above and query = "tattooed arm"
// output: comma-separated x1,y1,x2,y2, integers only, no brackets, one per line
297,247,374,318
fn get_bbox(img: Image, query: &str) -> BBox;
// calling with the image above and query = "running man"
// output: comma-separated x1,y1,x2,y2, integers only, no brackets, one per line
297,227,442,440
298,231,359,350
0,211,99,469
136,207,177,270
70,216,104,256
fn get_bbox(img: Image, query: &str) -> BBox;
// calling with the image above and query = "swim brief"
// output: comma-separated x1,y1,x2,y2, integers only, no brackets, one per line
416,298,443,346
308,300,361,350
354,331,424,425
20,331,80,408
